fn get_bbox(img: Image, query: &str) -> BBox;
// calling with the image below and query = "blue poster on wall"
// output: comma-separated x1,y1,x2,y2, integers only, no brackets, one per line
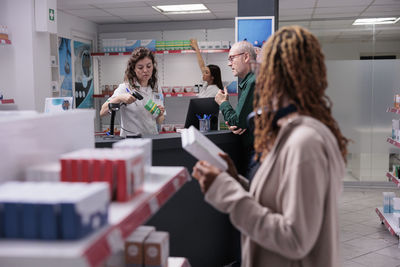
235,16,275,47
73,40,93,108
58,37,73,97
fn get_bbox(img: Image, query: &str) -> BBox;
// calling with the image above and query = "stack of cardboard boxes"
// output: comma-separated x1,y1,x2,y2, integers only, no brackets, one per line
125,226,169,267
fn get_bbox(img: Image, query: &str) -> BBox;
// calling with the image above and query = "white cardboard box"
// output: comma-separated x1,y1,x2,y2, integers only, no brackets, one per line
181,126,228,171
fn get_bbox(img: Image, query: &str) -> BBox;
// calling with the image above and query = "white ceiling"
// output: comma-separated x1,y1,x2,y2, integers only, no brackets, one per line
58,0,400,41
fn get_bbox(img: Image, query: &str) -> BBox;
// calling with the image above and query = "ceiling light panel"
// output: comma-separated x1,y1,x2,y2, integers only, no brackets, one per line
152,4,210,14
353,17,400,25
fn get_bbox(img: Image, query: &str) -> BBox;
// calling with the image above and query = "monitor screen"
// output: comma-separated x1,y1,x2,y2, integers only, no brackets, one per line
235,16,274,47
184,97,220,130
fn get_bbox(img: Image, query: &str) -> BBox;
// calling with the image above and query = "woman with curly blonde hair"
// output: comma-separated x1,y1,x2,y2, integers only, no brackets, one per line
192,26,348,267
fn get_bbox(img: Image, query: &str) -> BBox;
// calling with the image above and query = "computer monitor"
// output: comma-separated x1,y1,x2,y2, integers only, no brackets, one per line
184,97,219,130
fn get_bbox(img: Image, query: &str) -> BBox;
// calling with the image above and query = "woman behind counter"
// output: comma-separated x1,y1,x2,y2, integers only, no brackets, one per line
100,47,165,137
190,39,223,98
192,26,349,267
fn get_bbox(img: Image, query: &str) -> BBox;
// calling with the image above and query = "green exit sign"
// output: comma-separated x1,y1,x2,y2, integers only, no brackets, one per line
49,8,55,21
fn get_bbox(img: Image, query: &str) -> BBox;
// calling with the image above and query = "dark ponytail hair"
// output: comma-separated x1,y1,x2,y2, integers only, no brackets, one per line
208,64,223,89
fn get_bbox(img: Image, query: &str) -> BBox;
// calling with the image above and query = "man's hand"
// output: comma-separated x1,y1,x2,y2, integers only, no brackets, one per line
225,122,247,135
192,161,221,194
215,87,229,106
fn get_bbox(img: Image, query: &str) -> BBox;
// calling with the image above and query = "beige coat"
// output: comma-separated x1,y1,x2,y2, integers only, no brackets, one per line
205,115,345,267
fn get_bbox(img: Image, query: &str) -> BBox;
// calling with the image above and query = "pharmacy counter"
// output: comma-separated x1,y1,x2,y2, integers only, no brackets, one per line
95,131,242,267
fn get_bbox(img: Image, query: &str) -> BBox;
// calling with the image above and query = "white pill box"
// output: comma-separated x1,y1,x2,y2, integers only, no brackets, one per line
113,138,152,174
0,181,109,240
181,126,228,171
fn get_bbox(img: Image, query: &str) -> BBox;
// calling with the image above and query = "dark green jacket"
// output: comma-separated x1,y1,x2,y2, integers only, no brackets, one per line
220,72,255,148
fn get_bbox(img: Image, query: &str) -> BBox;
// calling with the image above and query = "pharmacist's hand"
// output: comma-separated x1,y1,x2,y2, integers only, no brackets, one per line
192,160,221,194
157,105,165,117
226,122,247,135
215,87,229,105
190,38,199,50
218,152,239,181
119,93,136,105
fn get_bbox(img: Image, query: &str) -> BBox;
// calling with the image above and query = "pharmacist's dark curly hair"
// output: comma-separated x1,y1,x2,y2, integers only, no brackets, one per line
254,25,348,162
124,47,158,91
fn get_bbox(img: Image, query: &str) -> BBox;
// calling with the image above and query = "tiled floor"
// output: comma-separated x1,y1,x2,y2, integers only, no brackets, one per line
340,188,400,267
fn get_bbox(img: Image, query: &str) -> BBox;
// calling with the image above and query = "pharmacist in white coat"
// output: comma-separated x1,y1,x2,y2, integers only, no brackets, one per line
190,39,223,98
100,47,165,137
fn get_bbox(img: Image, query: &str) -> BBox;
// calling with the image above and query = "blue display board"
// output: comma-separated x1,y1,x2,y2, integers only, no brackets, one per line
235,16,274,47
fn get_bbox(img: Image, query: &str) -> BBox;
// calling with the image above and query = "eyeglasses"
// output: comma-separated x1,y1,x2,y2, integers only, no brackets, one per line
228,52,245,63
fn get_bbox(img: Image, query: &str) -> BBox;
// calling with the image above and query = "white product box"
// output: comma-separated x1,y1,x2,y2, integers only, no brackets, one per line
0,110,95,183
181,126,228,171
113,138,152,174
44,97,73,113
383,192,396,213
393,197,400,212
198,41,207,50
221,41,230,49
0,182,109,240
25,161,60,182
126,40,140,52
212,41,222,49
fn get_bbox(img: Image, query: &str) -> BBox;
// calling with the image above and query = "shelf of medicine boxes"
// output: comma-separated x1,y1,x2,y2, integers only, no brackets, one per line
375,208,400,237
387,107,400,114
0,38,11,45
91,49,230,56
386,172,400,187
0,166,190,267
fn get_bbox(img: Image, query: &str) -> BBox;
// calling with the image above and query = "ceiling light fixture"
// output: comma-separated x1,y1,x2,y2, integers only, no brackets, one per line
152,4,210,14
353,17,400,25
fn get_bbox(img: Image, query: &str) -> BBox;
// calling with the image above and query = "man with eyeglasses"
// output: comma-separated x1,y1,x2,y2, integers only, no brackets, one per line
215,41,257,177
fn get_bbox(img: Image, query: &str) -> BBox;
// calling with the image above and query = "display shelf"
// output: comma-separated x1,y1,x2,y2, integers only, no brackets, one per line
91,49,229,56
387,107,400,114
387,137,400,148
386,172,400,187
169,257,191,267
375,208,400,237
0,38,11,45
0,166,190,267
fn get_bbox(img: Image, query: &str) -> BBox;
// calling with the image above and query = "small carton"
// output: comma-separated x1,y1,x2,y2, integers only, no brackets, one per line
221,41,230,49
213,41,222,49
125,226,156,266
126,40,140,52
172,86,183,93
184,86,194,93
144,231,169,267
141,39,156,51
181,126,228,171
198,41,207,50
